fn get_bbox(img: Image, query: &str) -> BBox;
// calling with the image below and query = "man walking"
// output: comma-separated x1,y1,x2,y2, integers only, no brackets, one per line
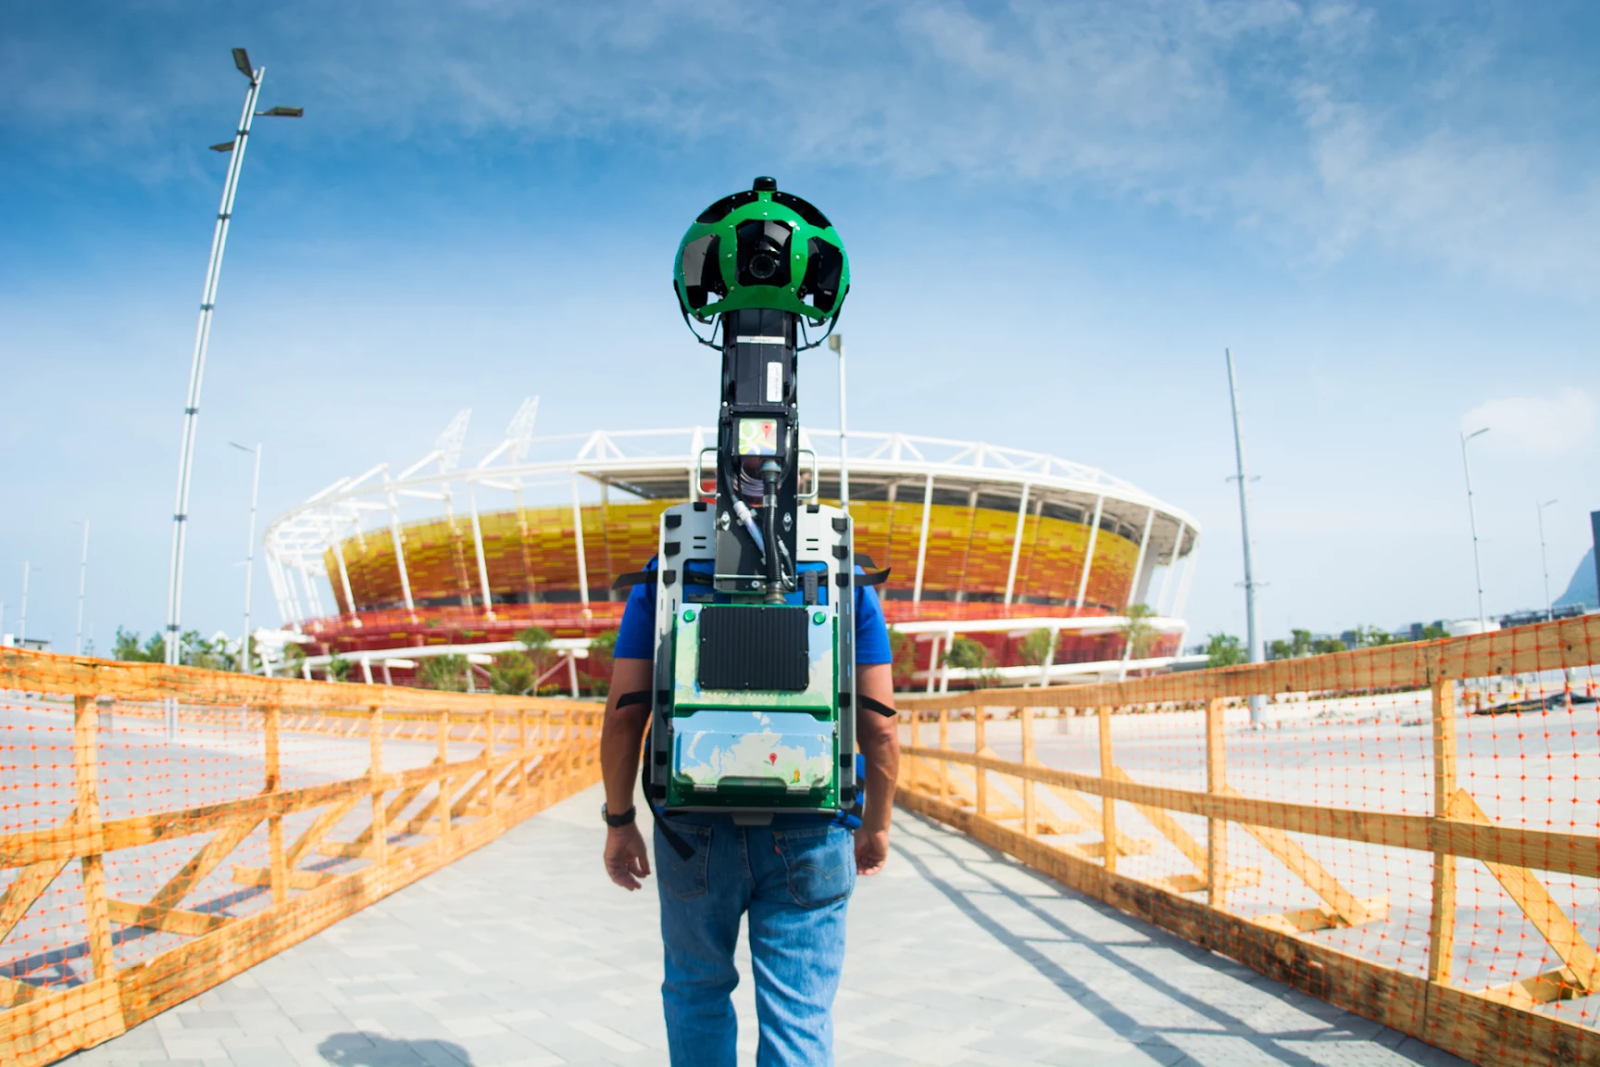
598,568,900,1066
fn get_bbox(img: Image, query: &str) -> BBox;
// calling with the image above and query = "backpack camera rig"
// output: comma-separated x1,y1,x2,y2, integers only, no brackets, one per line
641,177,855,824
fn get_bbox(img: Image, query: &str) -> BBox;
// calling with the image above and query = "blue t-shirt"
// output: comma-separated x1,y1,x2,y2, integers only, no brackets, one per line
613,560,892,665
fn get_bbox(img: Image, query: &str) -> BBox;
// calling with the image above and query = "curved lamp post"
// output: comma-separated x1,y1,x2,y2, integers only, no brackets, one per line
164,49,300,686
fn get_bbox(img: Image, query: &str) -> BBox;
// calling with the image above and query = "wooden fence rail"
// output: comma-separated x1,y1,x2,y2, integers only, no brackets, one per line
0,648,604,1066
896,614,1600,1067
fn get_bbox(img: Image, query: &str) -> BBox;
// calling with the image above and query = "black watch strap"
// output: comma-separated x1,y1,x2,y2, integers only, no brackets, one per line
602,803,636,828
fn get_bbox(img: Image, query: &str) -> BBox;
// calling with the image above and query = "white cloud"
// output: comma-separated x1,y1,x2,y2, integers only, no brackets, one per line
6,1,1600,292
1461,387,1597,457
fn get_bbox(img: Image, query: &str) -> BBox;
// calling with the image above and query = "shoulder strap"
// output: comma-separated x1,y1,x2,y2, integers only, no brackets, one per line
857,567,890,587
858,693,896,718
611,571,656,591
616,690,651,709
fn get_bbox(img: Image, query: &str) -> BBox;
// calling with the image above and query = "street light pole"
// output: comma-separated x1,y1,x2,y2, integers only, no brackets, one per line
1225,349,1264,725
74,521,90,655
1537,497,1559,622
230,442,263,671
163,49,300,685
828,334,849,514
1460,427,1491,630
18,561,31,644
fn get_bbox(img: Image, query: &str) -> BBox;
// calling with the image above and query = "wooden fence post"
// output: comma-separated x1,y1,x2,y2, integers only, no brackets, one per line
974,706,988,817
908,710,921,790
74,694,113,981
484,708,498,813
937,708,949,803
265,704,287,905
1206,697,1227,908
1021,706,1036,837
1098,705,1115,874
517,708,528,804
369,705,387,868
1429,678,1457,985
437,709,452,853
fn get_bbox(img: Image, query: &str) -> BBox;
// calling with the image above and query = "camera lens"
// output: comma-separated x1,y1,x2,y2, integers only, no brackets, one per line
749,252,779,281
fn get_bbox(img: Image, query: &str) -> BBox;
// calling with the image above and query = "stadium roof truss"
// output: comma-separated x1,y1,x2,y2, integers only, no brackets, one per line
263,422,1202,643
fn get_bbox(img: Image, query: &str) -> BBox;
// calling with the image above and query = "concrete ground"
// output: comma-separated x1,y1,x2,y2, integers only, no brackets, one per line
64,785,1469,1067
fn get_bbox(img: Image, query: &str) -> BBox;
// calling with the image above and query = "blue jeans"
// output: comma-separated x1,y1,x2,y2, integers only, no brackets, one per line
654,813,855,1067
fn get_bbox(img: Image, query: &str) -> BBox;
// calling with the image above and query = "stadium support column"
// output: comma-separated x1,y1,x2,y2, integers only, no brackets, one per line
570,473,591,619
1074,496,1105,614
329,510,360,626
1037,624,1058,687
267,553,295,628
297,562,324,620
468,485,495,621
1226,349,1264,724
1128,506,1154,610
913,474,934,607
1003,483,1031,609
1172,545,1199,623
1156,521,1186,616
384,472,417,623
939,626,955,692
1118,507,1156,681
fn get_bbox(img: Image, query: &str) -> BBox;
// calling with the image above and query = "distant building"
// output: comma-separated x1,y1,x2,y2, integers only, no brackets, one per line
1,635,50,651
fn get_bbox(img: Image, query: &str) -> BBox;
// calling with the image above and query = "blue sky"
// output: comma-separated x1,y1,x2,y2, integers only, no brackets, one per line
3,0,1598,652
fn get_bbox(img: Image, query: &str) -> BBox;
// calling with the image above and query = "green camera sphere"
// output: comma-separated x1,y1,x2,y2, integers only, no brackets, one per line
674,177,850,324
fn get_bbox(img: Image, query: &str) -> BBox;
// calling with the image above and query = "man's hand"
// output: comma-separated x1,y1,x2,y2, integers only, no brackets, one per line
605,823,652,890
854,827,889,876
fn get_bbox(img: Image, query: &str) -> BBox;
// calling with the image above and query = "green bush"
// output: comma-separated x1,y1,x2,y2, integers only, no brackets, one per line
419,654,469,692
1205,633,1245,668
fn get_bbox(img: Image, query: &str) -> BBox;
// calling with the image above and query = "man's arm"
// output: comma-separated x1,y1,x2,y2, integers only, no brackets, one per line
600,657,654,890
854,662,899,876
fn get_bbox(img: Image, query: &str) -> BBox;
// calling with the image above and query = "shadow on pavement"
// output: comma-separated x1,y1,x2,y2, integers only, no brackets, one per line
317,1031,475,1066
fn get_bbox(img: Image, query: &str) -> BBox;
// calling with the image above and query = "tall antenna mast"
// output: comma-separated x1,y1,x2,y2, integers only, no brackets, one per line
1226,349,1263,725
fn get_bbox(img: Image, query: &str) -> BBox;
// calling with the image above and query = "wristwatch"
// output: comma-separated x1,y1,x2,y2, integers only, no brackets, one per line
602,802,636,828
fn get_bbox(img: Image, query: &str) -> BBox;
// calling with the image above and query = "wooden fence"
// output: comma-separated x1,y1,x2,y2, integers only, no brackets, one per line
0,648,603,1066
896,615,1600,1067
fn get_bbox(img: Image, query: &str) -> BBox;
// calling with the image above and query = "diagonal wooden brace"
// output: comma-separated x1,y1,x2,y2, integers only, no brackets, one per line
0,856,72,944
1110,766,1207,871
1221,784,1376,928
145,815,264,914
284,795,360,870
1449,788,1600,1000
1045,782,1150,859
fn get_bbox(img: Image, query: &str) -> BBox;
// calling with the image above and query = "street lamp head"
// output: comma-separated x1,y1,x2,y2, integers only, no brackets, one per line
827,335,843,353
209,141,236,153
228,441,252,453
1542,498,1559,508
233,48,254,78
1464,426,1490,442
258,106,304,118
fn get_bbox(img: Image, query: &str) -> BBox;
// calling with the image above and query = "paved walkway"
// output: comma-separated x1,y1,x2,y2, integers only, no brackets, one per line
66,786,1467,1067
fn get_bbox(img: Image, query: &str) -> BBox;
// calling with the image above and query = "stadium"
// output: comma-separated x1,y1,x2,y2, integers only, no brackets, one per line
263,401,1202,691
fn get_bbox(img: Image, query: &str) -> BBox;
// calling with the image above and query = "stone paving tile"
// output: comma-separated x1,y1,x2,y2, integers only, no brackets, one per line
63,784,1470,1066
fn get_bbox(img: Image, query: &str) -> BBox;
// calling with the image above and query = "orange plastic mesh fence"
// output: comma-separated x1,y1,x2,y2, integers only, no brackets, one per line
0,649,602,1067
897,615,1600,1067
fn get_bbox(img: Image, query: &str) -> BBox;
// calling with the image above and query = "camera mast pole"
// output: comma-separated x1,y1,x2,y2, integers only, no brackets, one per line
829,334,848,514
1226,349,1264,725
